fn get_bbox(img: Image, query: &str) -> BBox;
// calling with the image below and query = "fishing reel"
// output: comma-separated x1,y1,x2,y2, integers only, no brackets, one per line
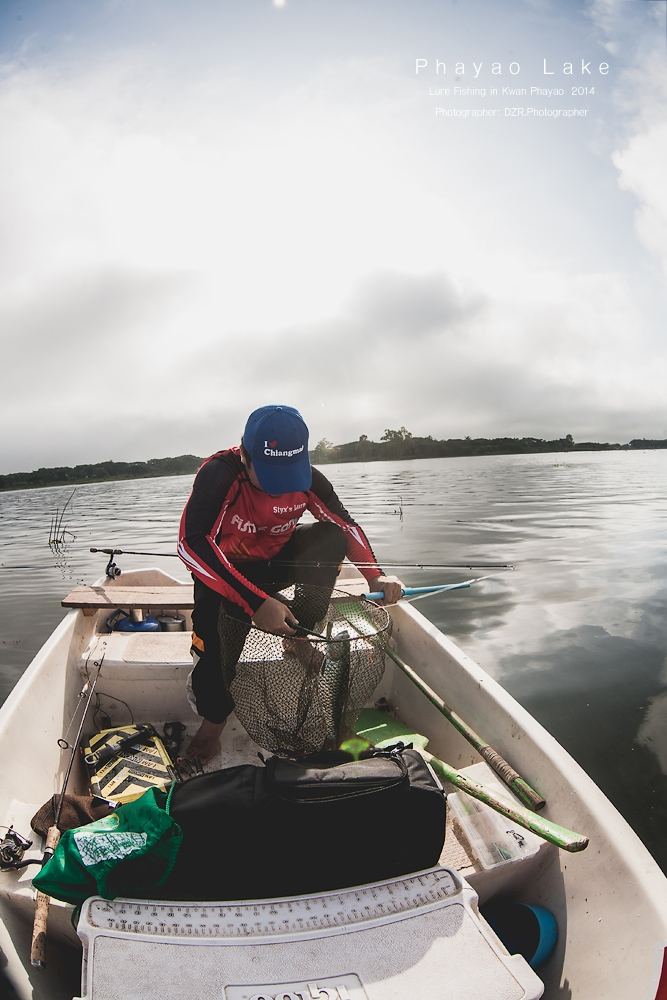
105,554,122,579
0,826,38,872
89,548,122,579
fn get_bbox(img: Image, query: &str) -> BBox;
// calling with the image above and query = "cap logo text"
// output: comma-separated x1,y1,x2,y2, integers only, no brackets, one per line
264,442,305,458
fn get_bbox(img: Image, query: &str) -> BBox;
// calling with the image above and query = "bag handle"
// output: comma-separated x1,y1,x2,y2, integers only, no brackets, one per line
269,746,409,805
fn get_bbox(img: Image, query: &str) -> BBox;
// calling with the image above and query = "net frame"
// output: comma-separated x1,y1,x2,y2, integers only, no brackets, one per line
222,588,392,757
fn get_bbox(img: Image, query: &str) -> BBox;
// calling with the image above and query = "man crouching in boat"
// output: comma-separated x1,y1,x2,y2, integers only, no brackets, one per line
177,404,403,763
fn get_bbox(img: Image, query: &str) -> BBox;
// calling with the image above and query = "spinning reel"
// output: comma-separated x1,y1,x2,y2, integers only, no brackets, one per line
0,826,38,872
89,548,122,579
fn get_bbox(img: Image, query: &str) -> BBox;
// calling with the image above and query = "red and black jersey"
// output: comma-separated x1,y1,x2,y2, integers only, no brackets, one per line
178,447,383,616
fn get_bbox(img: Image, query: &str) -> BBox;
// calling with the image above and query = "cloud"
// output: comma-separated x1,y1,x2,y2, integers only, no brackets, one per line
171,265,665,450
2,268,190,351
586,0,623,52
1,257,664,473
0,5,665,473
613,120,667,277
611,49,667,277
0,268,195,422
348,270,484,340
584,3,667,275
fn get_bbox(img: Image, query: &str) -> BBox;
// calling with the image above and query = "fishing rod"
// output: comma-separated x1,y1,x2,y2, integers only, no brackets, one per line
30,645,105,969
90,548,514,570
365,577,492,601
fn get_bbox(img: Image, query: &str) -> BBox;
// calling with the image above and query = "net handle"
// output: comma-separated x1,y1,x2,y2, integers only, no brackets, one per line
223,589,391,643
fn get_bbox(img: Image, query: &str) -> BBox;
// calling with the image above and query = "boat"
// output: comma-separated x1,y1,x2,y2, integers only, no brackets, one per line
1,563,666,999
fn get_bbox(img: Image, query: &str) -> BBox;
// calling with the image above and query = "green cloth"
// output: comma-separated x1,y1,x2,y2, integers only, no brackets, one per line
32,786,182,905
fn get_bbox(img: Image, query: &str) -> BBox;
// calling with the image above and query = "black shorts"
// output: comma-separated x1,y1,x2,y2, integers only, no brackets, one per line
189,521,347,723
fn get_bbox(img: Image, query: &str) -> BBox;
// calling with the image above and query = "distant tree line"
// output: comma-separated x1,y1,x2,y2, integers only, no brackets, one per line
628,439,667,449
310,429,667,464
1,433,665,491
0,455,202,492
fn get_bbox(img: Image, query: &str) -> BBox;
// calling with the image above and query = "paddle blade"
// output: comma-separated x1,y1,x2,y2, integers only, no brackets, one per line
355,708,589,853
355,708,430,751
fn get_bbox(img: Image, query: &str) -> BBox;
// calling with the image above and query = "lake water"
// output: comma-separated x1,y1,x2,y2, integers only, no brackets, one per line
1,450,666,869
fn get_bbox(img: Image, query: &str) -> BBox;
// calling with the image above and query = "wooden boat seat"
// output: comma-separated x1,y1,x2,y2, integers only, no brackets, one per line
63,569,366,616
63,584,194,616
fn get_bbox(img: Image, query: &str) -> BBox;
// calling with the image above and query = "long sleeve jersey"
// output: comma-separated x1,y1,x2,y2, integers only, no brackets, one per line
178,447,383,616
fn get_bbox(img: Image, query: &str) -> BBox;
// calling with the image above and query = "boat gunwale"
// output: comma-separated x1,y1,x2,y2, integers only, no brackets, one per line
394,598,667,912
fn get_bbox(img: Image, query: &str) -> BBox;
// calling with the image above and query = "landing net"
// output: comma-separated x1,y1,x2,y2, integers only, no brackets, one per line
223,588,392,757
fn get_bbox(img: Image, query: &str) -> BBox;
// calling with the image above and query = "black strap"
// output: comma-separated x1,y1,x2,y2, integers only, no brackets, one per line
84,725,155,767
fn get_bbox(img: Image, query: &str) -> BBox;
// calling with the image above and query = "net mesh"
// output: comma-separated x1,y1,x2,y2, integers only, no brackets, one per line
223,587,392,757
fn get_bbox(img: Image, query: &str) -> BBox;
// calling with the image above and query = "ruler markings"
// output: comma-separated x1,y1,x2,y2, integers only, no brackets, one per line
87,870,460,940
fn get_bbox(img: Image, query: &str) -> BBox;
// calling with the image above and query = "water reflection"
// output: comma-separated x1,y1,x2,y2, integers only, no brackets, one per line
501,624,667,871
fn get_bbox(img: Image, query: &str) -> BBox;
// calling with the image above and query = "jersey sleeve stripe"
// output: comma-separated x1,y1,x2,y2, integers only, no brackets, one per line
177,542,218,582
178,536,265,616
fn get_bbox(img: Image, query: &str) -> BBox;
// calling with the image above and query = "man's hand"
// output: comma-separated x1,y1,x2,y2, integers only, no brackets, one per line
252,596,298,635
369,575,404,605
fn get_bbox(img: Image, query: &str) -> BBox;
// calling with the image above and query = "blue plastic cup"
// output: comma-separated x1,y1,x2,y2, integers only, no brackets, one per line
481,900,558,969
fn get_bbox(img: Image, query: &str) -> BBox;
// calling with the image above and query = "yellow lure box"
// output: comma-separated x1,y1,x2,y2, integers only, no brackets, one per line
84,725,173,805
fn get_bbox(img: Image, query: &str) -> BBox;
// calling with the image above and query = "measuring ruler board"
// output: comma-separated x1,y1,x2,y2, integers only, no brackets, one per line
76,867,543,1000
81,868,460,943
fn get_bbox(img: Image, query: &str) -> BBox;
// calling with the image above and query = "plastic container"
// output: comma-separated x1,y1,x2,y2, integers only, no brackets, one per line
448,788,543,870
157,615,186,632
481,899,558,968
113,615,160,633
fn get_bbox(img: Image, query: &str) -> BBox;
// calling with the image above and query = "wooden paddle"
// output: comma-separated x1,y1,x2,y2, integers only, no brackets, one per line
382,644,545,810
354,708,589,853
336,598,546,811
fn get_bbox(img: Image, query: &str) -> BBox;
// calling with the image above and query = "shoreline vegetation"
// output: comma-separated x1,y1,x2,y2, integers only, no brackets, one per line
1,429,666,492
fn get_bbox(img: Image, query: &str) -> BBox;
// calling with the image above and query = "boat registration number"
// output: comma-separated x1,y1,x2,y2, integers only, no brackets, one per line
225,974,367,1000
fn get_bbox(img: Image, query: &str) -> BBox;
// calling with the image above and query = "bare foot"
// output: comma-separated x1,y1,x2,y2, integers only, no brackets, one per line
283,636,325,671
178,719,225,765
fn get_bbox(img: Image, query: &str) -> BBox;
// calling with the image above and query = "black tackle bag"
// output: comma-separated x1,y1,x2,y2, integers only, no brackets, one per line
165,745,446,899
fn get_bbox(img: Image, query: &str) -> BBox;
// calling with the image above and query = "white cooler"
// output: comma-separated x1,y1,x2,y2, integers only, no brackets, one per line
75,867,543,1000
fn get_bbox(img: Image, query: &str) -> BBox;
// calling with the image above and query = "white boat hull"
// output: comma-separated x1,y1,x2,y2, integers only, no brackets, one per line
1,568,666,999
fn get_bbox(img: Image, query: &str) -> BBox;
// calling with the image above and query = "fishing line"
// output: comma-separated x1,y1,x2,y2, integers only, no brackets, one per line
93,691,135,726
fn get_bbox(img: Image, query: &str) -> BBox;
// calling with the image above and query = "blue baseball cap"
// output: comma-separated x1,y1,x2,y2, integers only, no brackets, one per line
242,405,312,494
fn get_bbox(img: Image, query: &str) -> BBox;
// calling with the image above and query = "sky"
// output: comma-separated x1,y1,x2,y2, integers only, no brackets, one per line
1,0,666,473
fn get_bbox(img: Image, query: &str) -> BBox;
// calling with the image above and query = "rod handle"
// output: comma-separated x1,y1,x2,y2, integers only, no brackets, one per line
30,825,60,968
479,745,547,811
